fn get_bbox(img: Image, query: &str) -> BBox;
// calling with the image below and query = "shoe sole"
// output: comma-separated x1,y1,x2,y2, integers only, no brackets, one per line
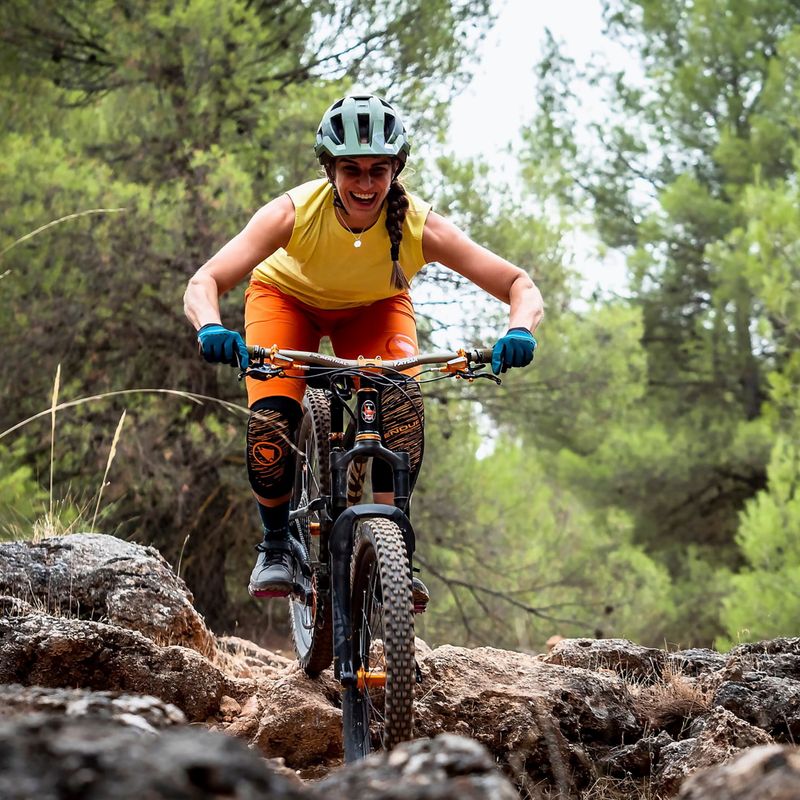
249,580,311,600
249,583,292,598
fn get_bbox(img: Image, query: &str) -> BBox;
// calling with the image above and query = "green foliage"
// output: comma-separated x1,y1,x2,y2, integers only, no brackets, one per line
719,437,800,649
0,454,47,540
0,0,493,633
415,399,675,650
497,0,800,646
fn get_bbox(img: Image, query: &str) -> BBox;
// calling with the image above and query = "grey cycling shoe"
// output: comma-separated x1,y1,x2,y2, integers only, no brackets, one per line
249,534,298,598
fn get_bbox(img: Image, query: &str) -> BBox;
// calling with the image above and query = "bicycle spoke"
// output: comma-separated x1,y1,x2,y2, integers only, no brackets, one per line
359,564,389,743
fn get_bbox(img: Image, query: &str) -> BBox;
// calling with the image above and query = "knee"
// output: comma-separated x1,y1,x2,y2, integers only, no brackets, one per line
246,396,303,498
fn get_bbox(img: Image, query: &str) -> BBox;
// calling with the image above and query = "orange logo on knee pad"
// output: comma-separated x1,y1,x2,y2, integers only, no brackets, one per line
252,442,283,465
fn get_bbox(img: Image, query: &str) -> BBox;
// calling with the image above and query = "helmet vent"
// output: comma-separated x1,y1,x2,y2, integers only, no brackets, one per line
330,113,345,144
357,113,370,144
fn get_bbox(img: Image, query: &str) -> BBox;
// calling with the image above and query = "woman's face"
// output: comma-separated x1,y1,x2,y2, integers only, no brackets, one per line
333,156,395,227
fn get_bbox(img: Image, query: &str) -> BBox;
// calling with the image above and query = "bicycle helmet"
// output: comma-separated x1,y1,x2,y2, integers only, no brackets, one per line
314,95,411,168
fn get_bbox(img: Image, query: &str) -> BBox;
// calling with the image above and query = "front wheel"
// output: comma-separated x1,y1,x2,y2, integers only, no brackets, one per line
342,517,415,761
289,388,333,676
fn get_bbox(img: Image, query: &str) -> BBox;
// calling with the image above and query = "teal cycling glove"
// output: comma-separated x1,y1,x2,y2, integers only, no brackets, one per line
491,327,537,375
197,324,249,368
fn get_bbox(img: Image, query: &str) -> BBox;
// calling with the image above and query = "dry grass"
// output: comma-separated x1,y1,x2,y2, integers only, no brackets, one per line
0,208,126,261
634,661,712,736
91,410,126,531
1,372,251,543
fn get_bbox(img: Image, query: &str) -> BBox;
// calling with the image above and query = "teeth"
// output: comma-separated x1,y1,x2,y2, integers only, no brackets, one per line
353,192,376,200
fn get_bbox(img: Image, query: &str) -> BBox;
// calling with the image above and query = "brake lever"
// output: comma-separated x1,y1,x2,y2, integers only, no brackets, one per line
239,365,284,382
453,369,502,385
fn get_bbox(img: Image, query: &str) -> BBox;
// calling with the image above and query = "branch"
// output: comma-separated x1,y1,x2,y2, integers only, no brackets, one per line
416,555,589,627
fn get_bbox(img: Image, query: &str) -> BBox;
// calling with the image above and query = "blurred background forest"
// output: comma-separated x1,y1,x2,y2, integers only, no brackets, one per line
2,0,799,653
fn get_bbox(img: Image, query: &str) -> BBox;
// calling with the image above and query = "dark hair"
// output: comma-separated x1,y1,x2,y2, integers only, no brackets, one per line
323,156,410,292
385,179,410,291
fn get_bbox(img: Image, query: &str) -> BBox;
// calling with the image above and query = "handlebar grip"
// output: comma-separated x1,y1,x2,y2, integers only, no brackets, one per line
472,348,494,365
247,344,270,360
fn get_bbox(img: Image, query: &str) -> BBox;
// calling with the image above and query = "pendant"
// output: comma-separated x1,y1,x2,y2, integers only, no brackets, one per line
354,240,362,248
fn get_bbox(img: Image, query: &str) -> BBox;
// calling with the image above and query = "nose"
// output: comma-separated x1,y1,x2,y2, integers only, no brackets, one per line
357,170,373,190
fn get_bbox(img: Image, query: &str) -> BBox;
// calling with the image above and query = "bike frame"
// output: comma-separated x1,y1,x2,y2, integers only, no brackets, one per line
246,346,494,690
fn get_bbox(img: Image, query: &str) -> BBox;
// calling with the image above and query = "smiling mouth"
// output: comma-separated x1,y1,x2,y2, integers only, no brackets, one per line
350,191,377,206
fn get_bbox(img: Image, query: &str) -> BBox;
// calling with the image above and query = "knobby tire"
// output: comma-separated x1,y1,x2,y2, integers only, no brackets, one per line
343,518,415,761
289,388,334,676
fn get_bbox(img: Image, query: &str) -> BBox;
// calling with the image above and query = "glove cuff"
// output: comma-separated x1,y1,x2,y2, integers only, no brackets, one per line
507,326,531,334
197,323,224,334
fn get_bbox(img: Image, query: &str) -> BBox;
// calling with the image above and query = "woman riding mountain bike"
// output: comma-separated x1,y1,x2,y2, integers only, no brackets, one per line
183,94,544,604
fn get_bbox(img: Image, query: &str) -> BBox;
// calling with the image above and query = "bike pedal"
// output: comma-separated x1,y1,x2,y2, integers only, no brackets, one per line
291,583,314,605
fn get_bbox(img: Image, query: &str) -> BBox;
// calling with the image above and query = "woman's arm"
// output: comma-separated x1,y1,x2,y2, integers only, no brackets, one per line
422,211,544,331
183,194,295,330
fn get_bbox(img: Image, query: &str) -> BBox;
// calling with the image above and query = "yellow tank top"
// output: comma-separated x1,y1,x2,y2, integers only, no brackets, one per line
252,179,431,309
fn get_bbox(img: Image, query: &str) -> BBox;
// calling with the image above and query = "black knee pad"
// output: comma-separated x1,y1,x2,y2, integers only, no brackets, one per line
373,378,425,494
246,396,303,499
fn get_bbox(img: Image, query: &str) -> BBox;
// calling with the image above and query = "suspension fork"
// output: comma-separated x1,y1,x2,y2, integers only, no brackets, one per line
328,504,416,684
327,376,417,683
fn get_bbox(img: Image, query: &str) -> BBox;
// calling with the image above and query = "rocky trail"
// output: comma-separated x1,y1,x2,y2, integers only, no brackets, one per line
1,533,799,798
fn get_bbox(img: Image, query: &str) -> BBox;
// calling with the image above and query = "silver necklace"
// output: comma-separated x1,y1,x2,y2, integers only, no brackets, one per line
336,210,365,248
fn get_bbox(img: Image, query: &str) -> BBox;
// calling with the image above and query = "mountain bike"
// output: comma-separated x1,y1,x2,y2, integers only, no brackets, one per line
242,345,498,761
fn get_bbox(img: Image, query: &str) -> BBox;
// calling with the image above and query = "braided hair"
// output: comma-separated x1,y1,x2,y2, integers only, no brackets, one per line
324,157,411,292
385,179,410,291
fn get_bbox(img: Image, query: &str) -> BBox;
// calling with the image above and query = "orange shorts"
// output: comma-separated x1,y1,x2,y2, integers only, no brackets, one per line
243,281,419,407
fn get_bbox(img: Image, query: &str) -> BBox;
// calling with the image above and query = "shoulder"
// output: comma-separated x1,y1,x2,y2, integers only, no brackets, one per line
421,210,469,262
405,188,432,217
287,178,332,207
246,193,295,250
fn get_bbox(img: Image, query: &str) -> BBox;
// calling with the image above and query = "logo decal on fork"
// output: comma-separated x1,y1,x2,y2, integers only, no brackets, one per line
361,400,377,423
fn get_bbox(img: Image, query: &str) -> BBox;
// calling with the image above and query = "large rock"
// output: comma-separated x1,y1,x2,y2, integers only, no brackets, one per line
0,611,241,720
543,637,667,682
0,684,185,733
0,533,214,657
416,644,642,791
713,675,800,741
312,733,518,799
677,744,800,800
726,638,800,681
599,730,675,777
667,648,728,677
248,666,343,768
0,714,305,800
653,707,774,795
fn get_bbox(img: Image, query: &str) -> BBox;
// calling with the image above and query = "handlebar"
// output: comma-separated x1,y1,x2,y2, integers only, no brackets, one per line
246,345,494,374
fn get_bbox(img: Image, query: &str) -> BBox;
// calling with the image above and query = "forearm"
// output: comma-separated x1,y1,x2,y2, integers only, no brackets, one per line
183,273,224,331
507,274,544,332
